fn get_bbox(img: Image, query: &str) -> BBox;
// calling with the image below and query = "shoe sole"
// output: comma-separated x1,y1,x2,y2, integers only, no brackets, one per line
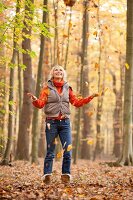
43,175,51,184
61,174,70,184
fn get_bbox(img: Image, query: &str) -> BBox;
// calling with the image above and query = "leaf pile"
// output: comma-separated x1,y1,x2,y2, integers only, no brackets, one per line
0,159,133,199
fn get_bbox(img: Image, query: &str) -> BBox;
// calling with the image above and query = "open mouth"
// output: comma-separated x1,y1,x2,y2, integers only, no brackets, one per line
55,73,63,76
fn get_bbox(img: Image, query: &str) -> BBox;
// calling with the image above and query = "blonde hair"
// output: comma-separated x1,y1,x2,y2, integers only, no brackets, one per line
48,65,67,81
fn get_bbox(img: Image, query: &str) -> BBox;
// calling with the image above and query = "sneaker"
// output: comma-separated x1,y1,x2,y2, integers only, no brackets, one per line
42,174,51,184
61,174,71,184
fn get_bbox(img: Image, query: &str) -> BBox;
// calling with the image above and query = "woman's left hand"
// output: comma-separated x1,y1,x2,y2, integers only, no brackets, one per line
92,93,99,97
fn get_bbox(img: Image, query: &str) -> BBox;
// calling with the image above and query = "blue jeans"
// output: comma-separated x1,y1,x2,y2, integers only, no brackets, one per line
44,118,72,175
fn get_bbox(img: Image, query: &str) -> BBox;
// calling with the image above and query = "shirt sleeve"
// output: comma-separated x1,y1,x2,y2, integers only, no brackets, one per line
32,87,49,109
69,87,94,107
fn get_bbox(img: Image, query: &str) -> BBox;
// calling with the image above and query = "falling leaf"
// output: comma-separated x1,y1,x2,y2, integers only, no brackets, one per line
98,88,108,96
125,63,129,70
63,34,68,38
67,144,72,151
90,85,95,88
87,111,94,117
87,139,94,145
56,151,63,158
77,94,83,99
63,141,67,148
81,138,88,141
85,81,89,86
53,138,58,145
47,123,51,130
95,63,99,70
98,90,103,96
93,31,97,36
69,22,72,28
104,88,108,93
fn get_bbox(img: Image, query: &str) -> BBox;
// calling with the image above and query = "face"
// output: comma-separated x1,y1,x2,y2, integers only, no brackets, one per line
53,66,64,80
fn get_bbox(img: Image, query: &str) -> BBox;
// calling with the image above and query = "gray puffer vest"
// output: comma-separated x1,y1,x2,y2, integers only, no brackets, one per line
44,80,70,118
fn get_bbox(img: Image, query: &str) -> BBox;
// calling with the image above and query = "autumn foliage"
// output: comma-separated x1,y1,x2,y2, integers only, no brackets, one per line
0,159,133,199
63,0,77,7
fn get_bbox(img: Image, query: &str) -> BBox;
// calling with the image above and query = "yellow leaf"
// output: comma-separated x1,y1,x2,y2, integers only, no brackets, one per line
56,151,63,158
67,144,72,151
104,88,108,93
81,138,88,141
93,31,97,36
64,187,73,194
125,63,129,69
90,85,95,88
77,94,83,99
98,88,108,96
98,90,103,96
85,81,89,86
87,111,94,117
95,63,99,70
53,138,58,145
69,22,72,28
87,139,94,145
63,34,68,38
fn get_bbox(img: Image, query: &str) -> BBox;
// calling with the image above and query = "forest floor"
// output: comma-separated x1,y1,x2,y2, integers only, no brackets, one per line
0,159,133,200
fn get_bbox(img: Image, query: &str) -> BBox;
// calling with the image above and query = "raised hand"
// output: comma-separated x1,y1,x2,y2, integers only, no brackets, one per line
27,93,37,101
92,93,99,98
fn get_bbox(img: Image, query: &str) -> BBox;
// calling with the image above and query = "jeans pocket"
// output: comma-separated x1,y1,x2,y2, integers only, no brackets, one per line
46,120,55,131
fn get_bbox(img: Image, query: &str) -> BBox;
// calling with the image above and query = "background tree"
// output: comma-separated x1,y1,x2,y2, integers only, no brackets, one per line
93,0,105,160
80,0,91,159
1,0,20,165
118,0,133,166
16,0,34,161
31,0,48,163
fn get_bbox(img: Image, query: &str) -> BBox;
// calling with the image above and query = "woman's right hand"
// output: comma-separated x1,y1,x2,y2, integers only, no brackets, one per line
27,93,37,101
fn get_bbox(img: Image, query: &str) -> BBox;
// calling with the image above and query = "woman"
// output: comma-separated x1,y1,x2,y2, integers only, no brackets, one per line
27,65,98,184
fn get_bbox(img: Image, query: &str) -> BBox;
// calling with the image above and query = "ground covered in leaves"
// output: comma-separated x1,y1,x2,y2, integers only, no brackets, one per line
0,159,133,200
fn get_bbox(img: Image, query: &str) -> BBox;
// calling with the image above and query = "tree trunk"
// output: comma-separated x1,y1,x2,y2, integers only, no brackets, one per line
53,0,59,65
0,44,6,155
109,70,122,157
73,43,81,164
118,0,133,166
31,0,48,163
93,0,104,160
64,7,72,70
15,0,34,161
61,7,67,65
1,0,20,165
38,112,45,158
80,0,91,159
18,52,23,114
73,109,81,164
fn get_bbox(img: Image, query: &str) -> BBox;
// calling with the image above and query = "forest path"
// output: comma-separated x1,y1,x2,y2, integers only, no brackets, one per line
0,159,133,200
